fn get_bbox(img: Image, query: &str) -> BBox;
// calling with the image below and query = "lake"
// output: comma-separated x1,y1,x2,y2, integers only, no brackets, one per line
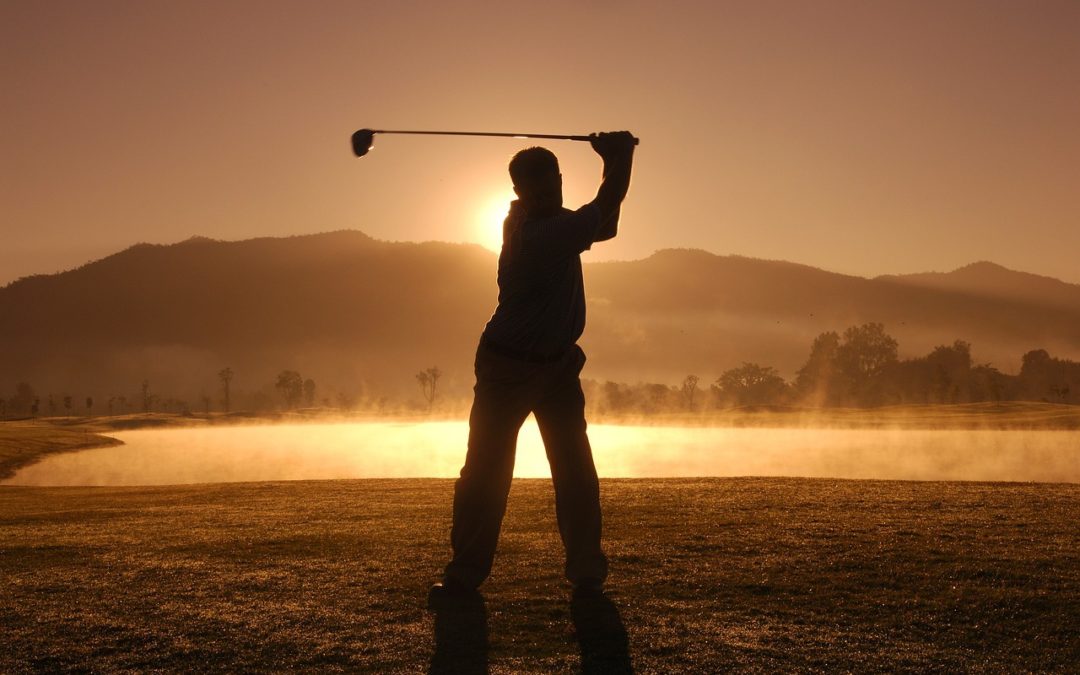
4,421,1079,486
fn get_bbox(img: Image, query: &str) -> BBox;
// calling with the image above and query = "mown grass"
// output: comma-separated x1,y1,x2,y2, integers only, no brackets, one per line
2,478,1077,672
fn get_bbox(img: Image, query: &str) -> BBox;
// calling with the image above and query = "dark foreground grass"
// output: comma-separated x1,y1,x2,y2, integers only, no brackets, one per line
2,478,1078,673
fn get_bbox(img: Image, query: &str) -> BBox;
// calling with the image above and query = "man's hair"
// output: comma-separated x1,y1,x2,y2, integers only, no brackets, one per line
508,147,560,188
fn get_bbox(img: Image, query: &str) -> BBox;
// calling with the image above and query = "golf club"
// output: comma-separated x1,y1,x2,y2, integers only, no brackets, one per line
351,128,639,157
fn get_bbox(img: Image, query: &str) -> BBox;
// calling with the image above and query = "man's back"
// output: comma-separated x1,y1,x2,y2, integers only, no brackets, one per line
483,202,602,357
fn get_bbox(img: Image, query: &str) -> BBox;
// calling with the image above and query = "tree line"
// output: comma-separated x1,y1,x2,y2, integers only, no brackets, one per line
2,368,320,419
3,324,1078,419
0,364,440,419
588,323,1080,414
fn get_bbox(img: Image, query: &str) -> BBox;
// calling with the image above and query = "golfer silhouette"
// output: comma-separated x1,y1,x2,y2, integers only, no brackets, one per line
429,131,636,605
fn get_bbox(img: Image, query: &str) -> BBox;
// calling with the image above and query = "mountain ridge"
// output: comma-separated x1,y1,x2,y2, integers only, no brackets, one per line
8,231,1076,293
1,230,1077,405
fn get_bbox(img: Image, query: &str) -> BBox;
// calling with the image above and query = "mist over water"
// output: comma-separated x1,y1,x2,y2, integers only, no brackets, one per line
5,421,1079,487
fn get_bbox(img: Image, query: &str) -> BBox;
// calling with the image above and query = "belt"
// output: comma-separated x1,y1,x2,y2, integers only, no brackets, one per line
480,335,569,364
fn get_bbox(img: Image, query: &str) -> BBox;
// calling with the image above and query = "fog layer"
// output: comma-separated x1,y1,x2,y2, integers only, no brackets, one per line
4,422,1078,487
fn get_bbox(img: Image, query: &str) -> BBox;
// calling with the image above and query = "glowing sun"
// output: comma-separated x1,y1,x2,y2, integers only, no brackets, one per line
474,191,515,252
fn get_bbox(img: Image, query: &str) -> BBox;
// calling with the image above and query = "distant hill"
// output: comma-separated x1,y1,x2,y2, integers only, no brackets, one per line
1,232,1078,407
876,262,1080,311
584,251,1080,382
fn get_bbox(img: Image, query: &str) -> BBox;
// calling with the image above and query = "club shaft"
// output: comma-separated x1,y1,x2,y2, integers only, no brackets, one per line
370,129,638,144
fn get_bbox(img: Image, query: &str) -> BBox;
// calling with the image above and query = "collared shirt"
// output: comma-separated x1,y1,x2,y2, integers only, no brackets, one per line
481,200,603,357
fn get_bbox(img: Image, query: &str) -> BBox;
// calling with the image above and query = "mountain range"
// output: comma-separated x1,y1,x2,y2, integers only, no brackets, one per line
2,231,1077,405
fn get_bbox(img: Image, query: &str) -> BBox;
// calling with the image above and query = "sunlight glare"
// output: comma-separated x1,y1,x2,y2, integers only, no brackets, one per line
475,191,515,253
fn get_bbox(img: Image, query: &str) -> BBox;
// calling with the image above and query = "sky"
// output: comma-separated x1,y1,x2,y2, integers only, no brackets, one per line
3,0,1079,286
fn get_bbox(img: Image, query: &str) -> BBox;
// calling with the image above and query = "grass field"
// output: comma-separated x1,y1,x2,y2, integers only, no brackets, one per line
2,478,1078,672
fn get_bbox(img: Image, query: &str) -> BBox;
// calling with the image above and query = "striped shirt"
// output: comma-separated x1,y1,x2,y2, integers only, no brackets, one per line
481,200,603,357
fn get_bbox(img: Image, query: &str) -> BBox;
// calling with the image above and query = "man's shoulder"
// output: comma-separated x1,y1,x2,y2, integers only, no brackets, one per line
522,206,575,224
515,202,602,257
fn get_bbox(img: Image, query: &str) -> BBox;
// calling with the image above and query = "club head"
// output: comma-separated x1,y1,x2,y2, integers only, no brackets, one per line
351,129,375,157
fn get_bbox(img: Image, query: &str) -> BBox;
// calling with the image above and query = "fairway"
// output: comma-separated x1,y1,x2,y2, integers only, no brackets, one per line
2,478,1077,672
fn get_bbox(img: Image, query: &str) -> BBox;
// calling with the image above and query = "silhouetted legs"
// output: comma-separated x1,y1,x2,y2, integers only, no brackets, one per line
535,364,607,585
444,343,607,589
446,355,532,588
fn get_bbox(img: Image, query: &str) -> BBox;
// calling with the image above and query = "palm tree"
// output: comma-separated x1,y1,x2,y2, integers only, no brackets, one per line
416,367,442,412
141,380,152,413
681,375,699,411
218,367,234,413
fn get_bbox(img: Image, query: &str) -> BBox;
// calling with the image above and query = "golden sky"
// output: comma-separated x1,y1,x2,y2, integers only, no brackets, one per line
3,0,1078,285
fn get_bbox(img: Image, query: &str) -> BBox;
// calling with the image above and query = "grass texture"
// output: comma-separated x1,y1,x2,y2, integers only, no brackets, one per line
2,477,1078,672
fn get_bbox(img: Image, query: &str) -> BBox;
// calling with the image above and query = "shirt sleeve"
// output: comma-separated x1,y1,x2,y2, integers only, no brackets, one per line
520,201,603,258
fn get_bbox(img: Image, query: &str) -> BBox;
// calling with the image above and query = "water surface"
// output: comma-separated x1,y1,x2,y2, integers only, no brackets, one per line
5,421,1078,486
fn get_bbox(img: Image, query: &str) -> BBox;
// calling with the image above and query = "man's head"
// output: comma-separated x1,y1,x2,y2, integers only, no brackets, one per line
509,147,562,217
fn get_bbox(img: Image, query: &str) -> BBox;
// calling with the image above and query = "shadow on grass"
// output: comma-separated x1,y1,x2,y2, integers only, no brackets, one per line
430,598,489,674
428,593,632,673
573,594,633,674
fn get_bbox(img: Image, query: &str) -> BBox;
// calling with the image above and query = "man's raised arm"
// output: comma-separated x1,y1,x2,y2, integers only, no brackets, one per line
590,131,636,242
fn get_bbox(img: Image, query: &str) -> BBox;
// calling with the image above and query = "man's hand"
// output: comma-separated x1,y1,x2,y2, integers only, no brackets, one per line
590,131,636,235
589,131,637,160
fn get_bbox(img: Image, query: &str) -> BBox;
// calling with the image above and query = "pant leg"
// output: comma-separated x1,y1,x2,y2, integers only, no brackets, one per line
445,348,534,588
533,346,608,585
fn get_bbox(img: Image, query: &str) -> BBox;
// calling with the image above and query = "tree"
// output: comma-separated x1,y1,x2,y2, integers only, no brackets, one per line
680,375,699,411
645,383,673,413
603,381,632,413
85,397,93,415
714,362,788,406
218,367,234,413
336,392,357,411
416,367,442,412
141,380,153,413
1019,348,1079,404
303,378,317,408
969,363,1008,402
833,323,898,406
925,340,972,403
11,382,35,416
1049,383,1071,403
275,370,304,409
1020,349,1054,402
796,331,840,406
63,395,72,416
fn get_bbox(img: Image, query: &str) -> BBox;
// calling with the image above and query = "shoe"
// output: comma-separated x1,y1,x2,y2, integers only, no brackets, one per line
427,578,483,610
571,578,605,600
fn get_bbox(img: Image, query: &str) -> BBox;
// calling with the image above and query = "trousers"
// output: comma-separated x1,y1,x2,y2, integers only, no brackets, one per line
444,340,608,589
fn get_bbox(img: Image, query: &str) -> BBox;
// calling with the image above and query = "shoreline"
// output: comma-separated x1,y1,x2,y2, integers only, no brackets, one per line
0,421,124,481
